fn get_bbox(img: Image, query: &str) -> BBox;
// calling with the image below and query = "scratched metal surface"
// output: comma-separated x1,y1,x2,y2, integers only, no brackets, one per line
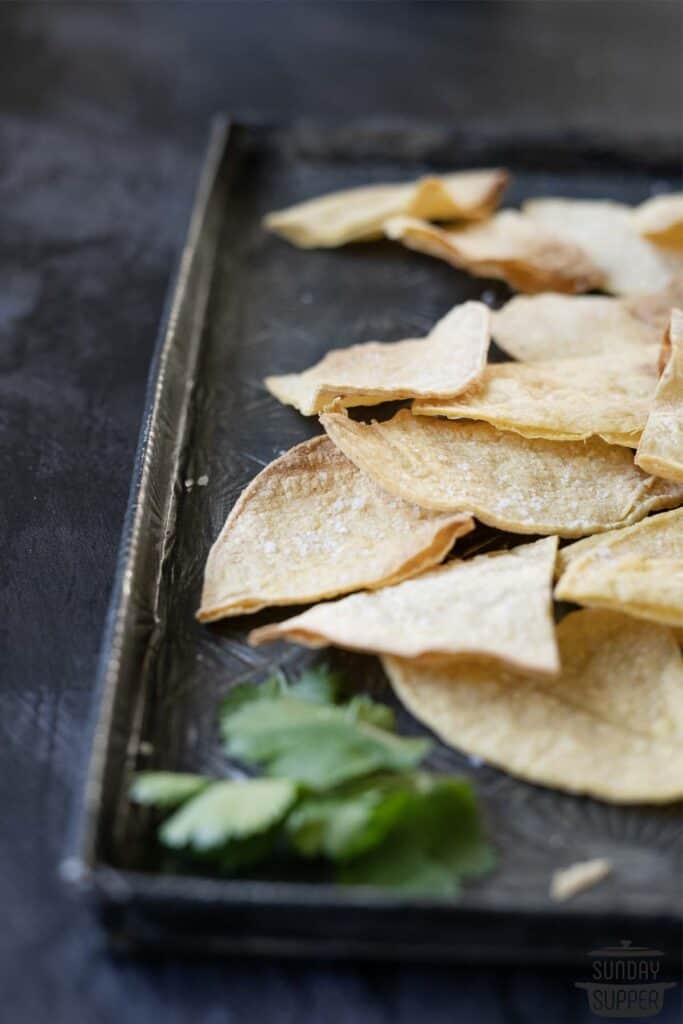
71,122,682,958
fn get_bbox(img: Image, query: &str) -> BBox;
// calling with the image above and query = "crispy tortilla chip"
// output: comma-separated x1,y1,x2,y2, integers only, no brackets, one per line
384,211,603,294
263,169,508,248
550,859,612,902
321,409,683,538
633,194,683,248
265,302,490,415
555,507,683,626
251,537,560,675
524,198,683,295
384,609,683,803
492,293,661,362
413,349,659,447
635,310,683,482
197,436,473,621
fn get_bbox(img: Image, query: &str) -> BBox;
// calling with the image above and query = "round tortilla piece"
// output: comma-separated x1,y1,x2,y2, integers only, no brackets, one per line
197,435,473,622
263,169,508,248
321,408,683,538
412,349,659,448
265,301,490,415
384,609,683,803
384,210,604,294
250,537,560,677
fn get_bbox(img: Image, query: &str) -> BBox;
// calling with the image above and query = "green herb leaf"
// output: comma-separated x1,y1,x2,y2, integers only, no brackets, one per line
160,778,297,852
345,694,396,731
288,664,342,704
130,772,210,808
338,777,496,897
286,775,414,860
221,694,430,790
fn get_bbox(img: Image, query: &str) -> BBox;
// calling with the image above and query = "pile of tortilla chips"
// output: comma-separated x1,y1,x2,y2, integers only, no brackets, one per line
196,171,683,804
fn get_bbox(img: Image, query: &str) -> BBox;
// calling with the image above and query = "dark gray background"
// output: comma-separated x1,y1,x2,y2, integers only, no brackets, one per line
1,3,681,1021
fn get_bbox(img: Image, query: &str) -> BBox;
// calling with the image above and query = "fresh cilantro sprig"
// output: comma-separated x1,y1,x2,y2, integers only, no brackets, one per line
130,666,495,896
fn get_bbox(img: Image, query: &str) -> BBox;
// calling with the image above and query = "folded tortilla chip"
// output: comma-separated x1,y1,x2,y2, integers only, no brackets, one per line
384,211,604,294
635,309,683,482
412,349,659,447
524,198,683,295
197,436,473,621
492,293,661,362
633,194,683,248
265,301,490,415
321,409,683,538
263,169,508,248
251,537,560,675
556,507,683,626
384,609,683,803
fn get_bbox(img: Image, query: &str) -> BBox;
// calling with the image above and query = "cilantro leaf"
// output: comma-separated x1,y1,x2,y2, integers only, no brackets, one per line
130,772,210,808
286,775,414,860
288,664,342,704
160,778,297,852
338,777,496,897
220,695,430,790
345,694,396,731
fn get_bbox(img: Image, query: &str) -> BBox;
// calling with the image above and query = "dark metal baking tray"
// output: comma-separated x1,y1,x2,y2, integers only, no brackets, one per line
62,118,683,963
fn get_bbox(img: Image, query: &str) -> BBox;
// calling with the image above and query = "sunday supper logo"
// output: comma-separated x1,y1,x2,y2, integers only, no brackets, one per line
574,940,677,1019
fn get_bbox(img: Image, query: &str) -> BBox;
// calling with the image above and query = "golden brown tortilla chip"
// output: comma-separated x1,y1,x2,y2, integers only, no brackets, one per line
633,194,683,248
412,349,659,447
263,169,508,248
250,537,560,676
635,309,683,482
492,293,661,362
384,609,683,803
321,408,683,538
524,198,683,295
384,211,603,294
265,301,490,415
555,507,683,626
197,436,473,621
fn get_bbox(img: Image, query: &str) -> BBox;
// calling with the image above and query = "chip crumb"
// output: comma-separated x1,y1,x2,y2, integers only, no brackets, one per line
550,858,613,902
184,478,194,490
197,475,209,486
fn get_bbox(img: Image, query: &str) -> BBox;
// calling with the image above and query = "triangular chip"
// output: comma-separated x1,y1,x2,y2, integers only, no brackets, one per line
524,198,683,295
492,293,661,362
555,507,683,626
412,349,659,447
632,193,683,248
384,609,683,803
384,210,604,294
321,409,683,538
265,302,490,415
197,436,473,621
250,537,560,676
635,310,683,482
263,169,508,248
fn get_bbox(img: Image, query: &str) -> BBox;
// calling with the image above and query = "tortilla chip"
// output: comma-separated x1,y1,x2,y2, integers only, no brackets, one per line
265,301,490,415
555,507,683,626
263,169,508,248
524,198,683,295
321,408,683,538
550,859,612,902
624,274,683,328
633,194,683,248
197,436,473,621
412,349,659,447
384,211,604,294
251,537,560,675
635,310,683,482
384,609,683,803
492,293,661,362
